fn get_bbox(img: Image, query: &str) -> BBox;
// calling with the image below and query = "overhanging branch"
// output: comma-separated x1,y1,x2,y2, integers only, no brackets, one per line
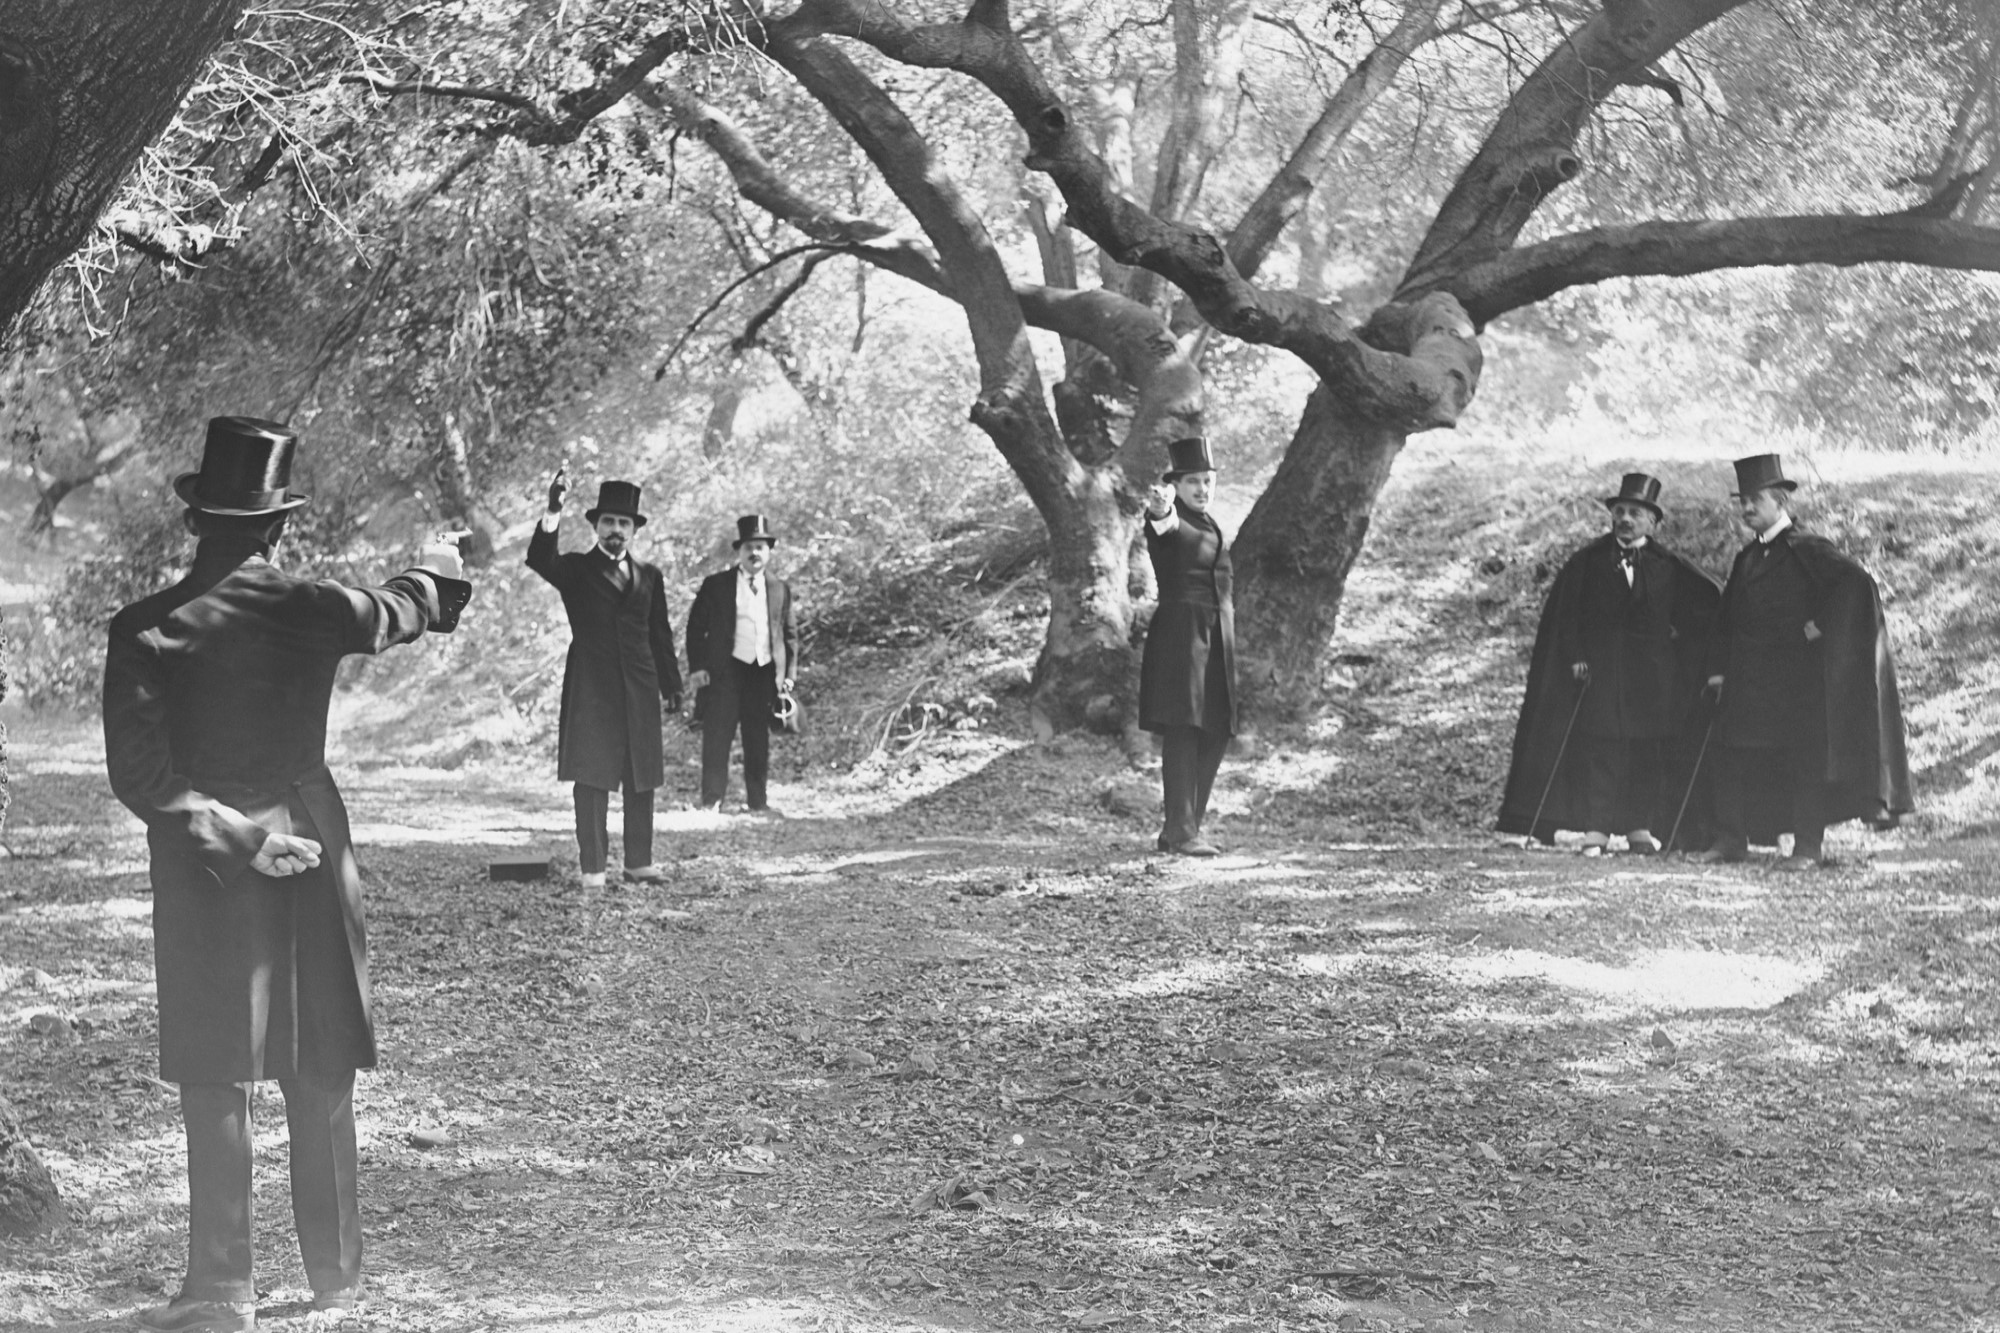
1453,214,2000,325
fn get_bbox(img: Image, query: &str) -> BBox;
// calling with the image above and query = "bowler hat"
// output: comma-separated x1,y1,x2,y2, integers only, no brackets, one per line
173,416,309,515
1601,472,1664,519
733,514,777,547
1161,436,1215,481
585,480,647,527
1730,454,1797,496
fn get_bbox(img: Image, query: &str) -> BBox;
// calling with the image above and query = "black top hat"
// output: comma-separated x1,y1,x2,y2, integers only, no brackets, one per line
1162,436,1216,481
1731,454,1797,495
585,480,647,527
173,416,309,515
1601,472,1664,519
733,514,777,547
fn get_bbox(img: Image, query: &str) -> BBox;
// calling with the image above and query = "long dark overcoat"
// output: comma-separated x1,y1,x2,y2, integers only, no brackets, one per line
1497,536,1720,843
103,546,467,1083
1708,527,1913,837
527,523,682,791
1139,500,1237,735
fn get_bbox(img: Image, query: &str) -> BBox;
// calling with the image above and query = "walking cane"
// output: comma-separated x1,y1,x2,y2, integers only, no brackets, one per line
1665,710,1719,855
1526,677,1589,847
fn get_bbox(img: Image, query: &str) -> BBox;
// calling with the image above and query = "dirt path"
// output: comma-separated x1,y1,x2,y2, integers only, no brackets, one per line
4,720,1999,1333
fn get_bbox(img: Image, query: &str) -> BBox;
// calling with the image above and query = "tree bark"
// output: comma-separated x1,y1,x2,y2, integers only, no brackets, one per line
1231,382,1404,713
0,0,247,337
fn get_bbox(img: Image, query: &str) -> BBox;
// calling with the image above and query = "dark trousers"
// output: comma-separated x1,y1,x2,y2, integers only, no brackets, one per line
700,658,775,808
179,1071,359,1303
1714,744,1828,855
573,780,654,872
1577,735,1663,835
1160,726,1229,848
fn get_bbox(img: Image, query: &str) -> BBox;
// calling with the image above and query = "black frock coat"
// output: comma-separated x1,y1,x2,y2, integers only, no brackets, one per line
1707,526,1913,835
527,523,682,791
103,546,468,1083
1139,500,1237,736
1496,536,1719,842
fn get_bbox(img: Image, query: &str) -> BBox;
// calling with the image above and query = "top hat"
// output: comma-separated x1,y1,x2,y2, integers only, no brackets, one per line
1601,472,1664,519
172,416,309,515
1161,436,1216,481
733,514,777,547
584,480,647,527
1730,454,1797,496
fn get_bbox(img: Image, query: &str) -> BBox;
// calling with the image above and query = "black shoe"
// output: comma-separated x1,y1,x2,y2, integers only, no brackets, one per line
133,1298,257,1332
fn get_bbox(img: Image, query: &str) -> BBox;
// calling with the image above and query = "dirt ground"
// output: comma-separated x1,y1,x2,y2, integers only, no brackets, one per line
5,711,2000,1333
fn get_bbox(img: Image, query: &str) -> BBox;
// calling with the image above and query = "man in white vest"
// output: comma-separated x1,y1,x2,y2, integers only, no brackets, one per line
685,516,798,811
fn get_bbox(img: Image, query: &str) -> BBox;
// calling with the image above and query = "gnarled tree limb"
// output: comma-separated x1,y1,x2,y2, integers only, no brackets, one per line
1453,214,2000,325
1398,0,1750,295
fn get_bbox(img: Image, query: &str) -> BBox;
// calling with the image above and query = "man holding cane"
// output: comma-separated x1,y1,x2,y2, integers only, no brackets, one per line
105,416,471,1331
1498,474,1720,853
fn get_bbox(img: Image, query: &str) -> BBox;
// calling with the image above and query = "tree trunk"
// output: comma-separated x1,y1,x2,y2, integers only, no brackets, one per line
0,0,247,336
1231,382,1408,715
1030,467,1141,738
434,414,494,567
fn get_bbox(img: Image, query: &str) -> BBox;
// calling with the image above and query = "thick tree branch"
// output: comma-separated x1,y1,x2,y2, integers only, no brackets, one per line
759,17,1079,512
340,71,539,113
1225,0,1448,283
1398,0,1750,297
1453,214,2000,325
778,0,1479,429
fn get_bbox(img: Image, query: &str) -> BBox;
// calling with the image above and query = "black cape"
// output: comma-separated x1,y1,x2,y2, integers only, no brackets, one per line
1496,537,1721,846
1709,529,1913,840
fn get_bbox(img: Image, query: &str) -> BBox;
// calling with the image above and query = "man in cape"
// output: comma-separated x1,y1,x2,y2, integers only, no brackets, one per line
1498,473,1721,852
1696,454,1912,869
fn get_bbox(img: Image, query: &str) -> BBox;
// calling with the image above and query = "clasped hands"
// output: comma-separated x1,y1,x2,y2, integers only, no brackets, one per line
253,833,322,878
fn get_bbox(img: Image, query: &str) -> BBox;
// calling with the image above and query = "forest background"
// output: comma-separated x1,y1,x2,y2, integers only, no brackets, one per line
1,0,1998,816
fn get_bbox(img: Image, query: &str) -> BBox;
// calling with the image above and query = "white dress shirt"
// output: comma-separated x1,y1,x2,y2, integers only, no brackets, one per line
1615,536,1647,586
1757,512,1793,544
733,569,772,665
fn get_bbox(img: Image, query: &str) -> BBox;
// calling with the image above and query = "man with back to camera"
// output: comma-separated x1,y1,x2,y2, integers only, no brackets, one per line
1497,473,1722,854
1696,453,1912,869
104,416,471,1332
528,467,683,887
685,515,798,813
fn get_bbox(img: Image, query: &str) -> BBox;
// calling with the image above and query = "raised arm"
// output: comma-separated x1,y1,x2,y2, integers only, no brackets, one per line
526,466,571,588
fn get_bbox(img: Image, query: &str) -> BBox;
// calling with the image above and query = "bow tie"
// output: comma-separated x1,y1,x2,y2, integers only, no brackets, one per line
1616,545,1640,567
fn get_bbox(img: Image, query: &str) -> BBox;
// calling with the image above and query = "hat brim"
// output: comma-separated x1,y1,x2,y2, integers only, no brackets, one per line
173,473,309,516
1729,481,1798,497
1162,468,1217,482
584,508,647,528
732,536,776,548
1602,496,1664,519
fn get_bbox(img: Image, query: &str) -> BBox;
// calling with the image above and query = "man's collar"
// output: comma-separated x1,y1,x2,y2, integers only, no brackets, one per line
1757,512,1793,544
1616,536,1648,551
593,543,627,563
